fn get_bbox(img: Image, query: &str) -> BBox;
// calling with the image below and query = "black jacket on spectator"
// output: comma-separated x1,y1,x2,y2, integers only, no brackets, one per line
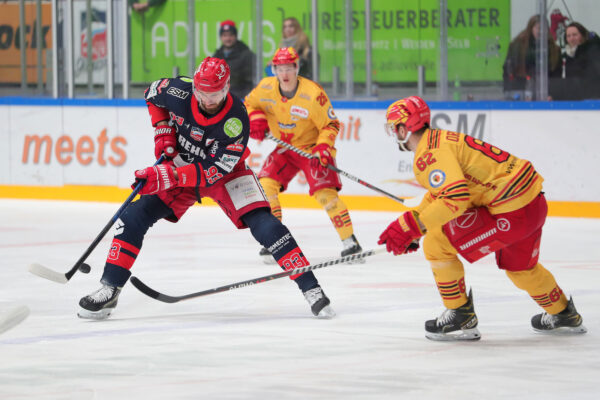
213,41,256,99
550,34,600,100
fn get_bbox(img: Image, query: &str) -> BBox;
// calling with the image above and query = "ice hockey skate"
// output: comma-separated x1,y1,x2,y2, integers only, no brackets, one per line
303,286,336,319
78,283,122,320
531,296,587,334
259,247,277,264
341,234,365,264
425,289,481,341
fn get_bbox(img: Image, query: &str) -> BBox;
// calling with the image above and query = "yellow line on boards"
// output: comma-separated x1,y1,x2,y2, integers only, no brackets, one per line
1,185,599,218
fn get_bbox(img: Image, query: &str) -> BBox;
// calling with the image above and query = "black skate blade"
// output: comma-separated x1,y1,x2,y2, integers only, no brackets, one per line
533,325,588,335
425,328,482,341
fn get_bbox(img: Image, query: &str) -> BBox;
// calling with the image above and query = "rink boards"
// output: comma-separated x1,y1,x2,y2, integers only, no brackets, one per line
1,99,599,217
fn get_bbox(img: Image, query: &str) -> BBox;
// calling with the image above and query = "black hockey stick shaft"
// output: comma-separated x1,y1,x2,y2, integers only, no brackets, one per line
265,133,405,204
130,247,387,303
64,155,166,280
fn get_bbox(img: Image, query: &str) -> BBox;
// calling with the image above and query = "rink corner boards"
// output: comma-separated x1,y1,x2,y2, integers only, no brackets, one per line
1,185,599,218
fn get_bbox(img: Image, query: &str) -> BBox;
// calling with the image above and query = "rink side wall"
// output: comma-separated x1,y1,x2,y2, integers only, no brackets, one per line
1,98,599,218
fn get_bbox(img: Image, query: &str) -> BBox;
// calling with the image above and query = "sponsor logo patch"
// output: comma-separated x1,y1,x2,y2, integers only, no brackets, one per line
278,122,296,130
224,118,243,138
167,87,189,99
428,169,446,188
497,218,510,232
215,154,240,172
226,143,244,152
290,105,309,119
190,127,204,141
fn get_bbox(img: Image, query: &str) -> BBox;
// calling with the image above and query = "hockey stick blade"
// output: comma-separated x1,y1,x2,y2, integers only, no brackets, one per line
130,247,387,304
28,263,70,284
28,156,165,284
0,305,30,335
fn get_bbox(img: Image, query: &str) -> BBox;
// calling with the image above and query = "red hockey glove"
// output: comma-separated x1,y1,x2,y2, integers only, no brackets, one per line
378,211,425,255
249,119,269,141
310,143,334,172
154,125,178,160
134,163,178,195
154,125,177,160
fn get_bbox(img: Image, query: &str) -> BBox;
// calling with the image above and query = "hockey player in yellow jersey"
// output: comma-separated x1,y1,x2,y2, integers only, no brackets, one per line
378,96,586,340
245,47,363,262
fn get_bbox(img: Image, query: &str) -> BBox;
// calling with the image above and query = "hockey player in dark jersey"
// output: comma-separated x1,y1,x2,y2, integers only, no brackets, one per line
78,57,335,320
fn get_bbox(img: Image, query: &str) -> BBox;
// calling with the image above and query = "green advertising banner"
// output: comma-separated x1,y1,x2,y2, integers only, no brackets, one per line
130,0,509,84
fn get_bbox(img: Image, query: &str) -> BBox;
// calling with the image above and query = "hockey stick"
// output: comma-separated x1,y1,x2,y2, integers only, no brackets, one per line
265,133,406,204
130,247,387,304
28,155,166,284
0,305,30,335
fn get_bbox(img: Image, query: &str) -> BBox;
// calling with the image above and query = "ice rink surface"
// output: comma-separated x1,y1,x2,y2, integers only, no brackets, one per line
0,199,598,399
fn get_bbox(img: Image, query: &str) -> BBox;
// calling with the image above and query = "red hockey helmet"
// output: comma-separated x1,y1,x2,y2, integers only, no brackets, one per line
385,96,430,151
193,57,230,93
271,47,299,66
385,96,430,132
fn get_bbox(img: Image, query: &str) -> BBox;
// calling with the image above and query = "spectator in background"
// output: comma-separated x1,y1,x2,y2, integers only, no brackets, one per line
502,15,561,100
279,17,312,79
213,20,256,99
550,22,600,100
130,0,166,14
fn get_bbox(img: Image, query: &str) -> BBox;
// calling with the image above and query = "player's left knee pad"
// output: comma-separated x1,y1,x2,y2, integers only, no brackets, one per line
313,188,339,210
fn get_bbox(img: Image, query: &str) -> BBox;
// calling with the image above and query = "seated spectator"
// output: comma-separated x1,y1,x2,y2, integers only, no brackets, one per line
503,15,561,100
213,20,256,98
550,22,600,100
279,17,313,79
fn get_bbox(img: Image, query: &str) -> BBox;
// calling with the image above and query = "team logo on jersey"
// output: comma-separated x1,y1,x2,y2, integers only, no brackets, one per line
290,106,309,119
327,106,337,120
167,87,189,99
224,118,243,138
497,218,511,232
316,92,328,106
190,127,204,141
428,169,446,188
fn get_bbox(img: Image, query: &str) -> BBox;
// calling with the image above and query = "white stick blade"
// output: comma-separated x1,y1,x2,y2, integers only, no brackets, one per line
0,305,30,335
28,263,69,284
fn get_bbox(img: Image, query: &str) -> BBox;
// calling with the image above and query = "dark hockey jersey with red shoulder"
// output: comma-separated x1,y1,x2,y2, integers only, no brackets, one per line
144,76,250,187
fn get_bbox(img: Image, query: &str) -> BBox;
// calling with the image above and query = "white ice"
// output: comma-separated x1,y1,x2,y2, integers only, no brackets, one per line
0,199,598,399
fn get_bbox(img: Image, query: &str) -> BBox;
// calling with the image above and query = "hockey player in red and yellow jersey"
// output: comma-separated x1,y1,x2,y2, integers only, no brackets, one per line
378,96,586,340
245,47,363,262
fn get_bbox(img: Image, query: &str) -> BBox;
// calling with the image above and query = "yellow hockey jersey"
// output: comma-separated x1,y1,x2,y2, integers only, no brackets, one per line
244,76,340,150
414,128,544,231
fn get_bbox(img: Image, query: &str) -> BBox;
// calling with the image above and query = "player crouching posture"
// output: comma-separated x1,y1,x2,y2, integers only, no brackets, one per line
378,96,586,341
77,57,334,320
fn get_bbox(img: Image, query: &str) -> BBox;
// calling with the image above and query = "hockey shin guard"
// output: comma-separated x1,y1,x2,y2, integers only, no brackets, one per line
102,196,170,287
314,188,354,241
259,177,283,221
506,263,568,314
243,209,318,292
430,258,469,309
